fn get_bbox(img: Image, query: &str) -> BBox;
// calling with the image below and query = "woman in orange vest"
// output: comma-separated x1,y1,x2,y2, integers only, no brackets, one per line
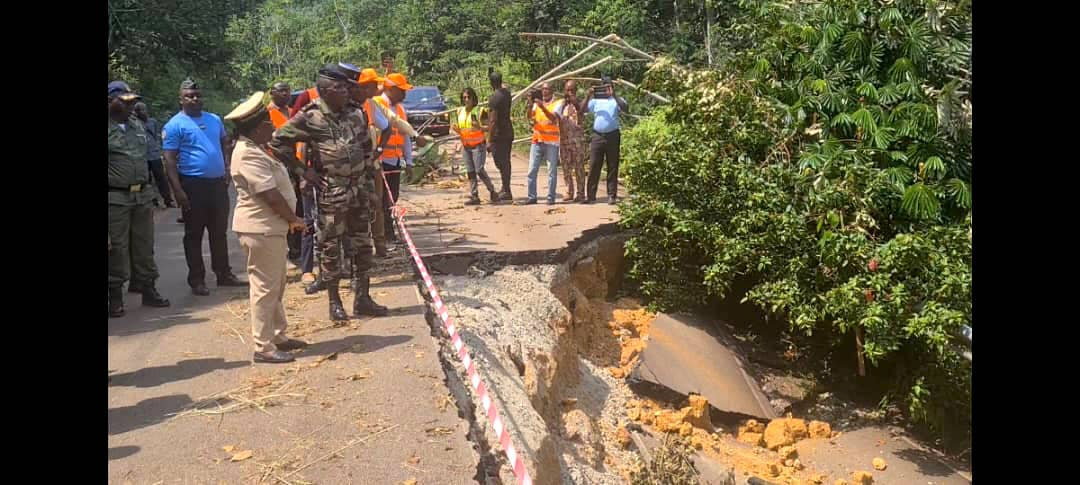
452,88,498,205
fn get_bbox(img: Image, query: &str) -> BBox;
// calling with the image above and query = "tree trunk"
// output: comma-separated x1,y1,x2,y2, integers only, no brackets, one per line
705,0,713,66
855,326,867,377
674,0,680,32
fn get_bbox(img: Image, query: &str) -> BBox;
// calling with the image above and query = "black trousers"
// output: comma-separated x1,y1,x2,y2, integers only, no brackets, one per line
179,175,232,287
491,138,513,193
587,129,621,200
147,158,172,203
381,162,403,240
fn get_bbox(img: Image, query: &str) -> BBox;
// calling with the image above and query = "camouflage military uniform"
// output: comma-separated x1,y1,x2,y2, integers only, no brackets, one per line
108,115,161,291
268,98,374,283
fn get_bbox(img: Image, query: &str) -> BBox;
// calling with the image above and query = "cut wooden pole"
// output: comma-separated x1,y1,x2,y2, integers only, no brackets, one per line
513,56,613,102
609,34,657,62
519,56,614,94
563,77,670,104
512,33,619,103
518,32,655,61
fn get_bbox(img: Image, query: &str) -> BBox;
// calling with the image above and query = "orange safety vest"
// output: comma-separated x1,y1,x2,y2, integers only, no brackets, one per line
364,98,378,128
373,96,407,160
268,105,289,129
456,107,486,148
530,98,563,144
293,88,321,165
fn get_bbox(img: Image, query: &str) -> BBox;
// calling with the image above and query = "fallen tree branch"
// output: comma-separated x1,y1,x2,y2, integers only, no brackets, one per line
611,35,656,63
516,56,614,97
519,32,655,61
563,77,670,104
512,33,619,102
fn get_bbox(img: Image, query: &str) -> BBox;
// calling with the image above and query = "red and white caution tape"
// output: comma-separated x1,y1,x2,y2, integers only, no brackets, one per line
380,169,534,485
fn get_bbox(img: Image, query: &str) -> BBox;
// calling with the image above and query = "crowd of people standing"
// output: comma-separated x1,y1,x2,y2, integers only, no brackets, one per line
108,62,625,365
454,71,627,206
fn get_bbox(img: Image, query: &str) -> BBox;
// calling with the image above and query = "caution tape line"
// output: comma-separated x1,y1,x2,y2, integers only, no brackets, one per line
381,172,534,485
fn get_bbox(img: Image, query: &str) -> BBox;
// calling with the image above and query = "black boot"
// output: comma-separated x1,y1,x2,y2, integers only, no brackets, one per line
353,276,389,317
109,287,125,318
141,285,171,308
305,276,327,295
327,280,349,322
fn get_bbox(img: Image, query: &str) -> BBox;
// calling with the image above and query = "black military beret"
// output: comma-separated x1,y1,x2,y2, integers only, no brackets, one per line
317,64,358,85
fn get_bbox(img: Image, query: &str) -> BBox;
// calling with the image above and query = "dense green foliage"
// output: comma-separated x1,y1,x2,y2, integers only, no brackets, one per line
108,0,258,115
110,0,731,118
621,0,971,446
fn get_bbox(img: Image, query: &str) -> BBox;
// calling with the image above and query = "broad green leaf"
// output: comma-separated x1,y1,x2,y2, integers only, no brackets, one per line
923,156,946,180
946,178,972,208
852,108,877,134
901,183,941,220
856,82,878,100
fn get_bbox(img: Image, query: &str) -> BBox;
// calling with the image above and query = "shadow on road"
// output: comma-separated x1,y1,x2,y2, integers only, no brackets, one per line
108,307,215,337
108,446,140,461
895,447,957,478
109,394,194,436
108,358,249,388
299,334,413,359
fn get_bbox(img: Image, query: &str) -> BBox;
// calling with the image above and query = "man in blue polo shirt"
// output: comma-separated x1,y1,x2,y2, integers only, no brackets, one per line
581,78,629,204
163,78,247,296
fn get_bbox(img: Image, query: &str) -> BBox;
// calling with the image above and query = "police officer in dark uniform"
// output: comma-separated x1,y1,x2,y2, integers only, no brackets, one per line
269,65,389,322
108,81,170,317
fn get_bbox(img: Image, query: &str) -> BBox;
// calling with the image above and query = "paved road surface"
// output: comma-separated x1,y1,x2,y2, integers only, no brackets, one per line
108,196,478,484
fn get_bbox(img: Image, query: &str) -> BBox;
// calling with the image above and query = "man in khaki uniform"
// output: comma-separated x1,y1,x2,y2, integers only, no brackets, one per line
226,92,309,363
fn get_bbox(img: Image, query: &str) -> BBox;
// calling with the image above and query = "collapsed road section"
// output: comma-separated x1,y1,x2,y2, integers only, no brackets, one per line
409,231,786,483
407,224,973,485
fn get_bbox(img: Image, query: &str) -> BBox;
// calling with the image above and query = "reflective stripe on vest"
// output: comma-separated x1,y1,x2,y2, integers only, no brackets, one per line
457,107,485,148
374,96,407,160
531,98,563,144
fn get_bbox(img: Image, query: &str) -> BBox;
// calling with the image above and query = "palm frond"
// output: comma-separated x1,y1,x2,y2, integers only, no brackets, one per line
946,178,972,209
901,183,941,220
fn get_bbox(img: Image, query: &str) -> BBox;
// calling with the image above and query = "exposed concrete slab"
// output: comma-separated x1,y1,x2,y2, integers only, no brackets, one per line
629,313,778,421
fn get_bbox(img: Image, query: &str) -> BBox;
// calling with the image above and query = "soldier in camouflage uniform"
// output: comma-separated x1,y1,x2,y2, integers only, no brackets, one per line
269,64,389,321
108,81,170,317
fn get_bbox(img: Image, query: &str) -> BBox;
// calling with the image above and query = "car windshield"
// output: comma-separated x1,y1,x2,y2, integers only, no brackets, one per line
405,88,440,104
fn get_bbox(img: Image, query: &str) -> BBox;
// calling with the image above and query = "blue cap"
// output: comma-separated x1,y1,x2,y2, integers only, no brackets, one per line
108,81,141,100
